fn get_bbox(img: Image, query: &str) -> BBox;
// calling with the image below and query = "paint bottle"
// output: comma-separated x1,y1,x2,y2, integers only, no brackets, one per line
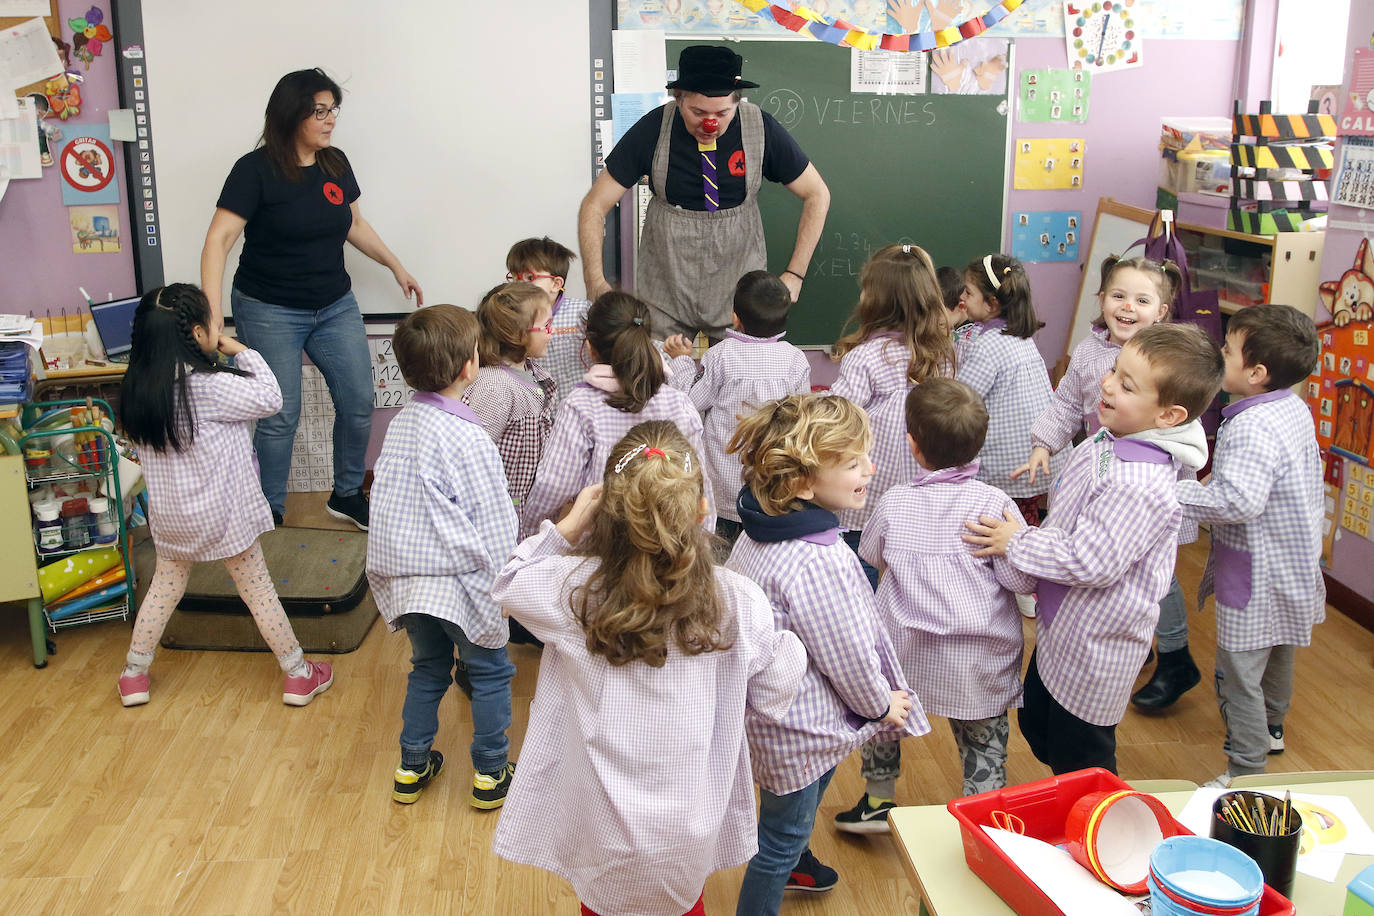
34,501,63,554
60,498,92,550
89,496,118,545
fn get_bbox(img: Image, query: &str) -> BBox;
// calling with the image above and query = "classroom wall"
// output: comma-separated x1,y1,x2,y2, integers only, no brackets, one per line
0,0,136,313
1315,0,1374,602
1007,38,1241,367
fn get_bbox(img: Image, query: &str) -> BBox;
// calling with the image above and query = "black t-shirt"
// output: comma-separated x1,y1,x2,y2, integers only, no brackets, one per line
604,104,809,210
216,147,361,309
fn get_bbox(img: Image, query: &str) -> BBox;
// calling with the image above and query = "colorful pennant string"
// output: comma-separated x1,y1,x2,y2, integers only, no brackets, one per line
734,0,1024,53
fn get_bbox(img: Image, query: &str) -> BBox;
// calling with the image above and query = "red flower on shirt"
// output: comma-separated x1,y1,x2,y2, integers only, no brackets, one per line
728,150,746,177
322,182,344,205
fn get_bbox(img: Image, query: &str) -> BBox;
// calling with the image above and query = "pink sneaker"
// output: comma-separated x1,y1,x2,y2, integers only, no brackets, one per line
283,660,333,706
118,672,150,707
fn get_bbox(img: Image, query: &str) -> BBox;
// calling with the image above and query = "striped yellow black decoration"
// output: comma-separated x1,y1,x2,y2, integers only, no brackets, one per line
1228,208,1305,234
1234,179,1328,202
1233,113,1337,139
1230,143,1334,171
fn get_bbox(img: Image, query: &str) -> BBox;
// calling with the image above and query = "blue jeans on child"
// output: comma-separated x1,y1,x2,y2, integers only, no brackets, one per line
735,767,836,916
229,288,374,515
399,614,514,773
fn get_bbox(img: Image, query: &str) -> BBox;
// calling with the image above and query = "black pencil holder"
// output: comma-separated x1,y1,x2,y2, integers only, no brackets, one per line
1209,790,1303,899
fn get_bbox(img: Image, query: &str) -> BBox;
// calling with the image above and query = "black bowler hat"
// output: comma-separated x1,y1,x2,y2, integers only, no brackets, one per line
665,46,760,96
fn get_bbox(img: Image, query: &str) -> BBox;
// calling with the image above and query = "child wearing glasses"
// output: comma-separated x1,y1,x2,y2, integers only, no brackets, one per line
462,281,557,513
505,237,591,409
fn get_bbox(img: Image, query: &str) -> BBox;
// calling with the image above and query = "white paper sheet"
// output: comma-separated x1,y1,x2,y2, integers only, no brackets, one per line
850,49,927,95
0,89,18,118
982,827,1141,916
0,18,62,91
108,108,136,142
0,1,52,16
611,91,668,147
612,29,667,94
0,95,40,178
1177,788,1374,883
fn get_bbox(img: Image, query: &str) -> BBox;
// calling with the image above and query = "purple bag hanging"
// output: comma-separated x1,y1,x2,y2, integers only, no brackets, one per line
1124,211,1224,435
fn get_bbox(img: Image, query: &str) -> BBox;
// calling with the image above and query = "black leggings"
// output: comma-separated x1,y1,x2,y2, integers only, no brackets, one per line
1019,649,1118,774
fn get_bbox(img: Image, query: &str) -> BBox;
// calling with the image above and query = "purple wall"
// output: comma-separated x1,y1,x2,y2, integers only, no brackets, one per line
0,0,136,314
1007,38,1241,368
1316,1,1374,601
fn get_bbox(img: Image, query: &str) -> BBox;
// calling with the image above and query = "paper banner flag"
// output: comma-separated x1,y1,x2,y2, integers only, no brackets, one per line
734,0,1028,54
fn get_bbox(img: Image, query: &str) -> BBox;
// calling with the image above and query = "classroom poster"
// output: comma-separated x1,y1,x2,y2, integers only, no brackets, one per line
1013,138,1085,190
57,122,118,206
1010,210,1080,262
1064,0,1144,73
68,203,119,253
927,40,1008,96
1334,138,1374,210
1018,68,1090,122
1337,48,1374,137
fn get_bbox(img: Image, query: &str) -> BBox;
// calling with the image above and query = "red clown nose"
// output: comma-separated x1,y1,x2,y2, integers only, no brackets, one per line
702,118,719,133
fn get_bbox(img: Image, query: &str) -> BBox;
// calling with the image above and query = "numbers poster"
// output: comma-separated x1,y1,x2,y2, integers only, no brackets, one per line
369,337,414,409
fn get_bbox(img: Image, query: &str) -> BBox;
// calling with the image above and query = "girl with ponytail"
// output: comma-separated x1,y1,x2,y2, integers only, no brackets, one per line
520,291,713,536
115,284,332,709
492,421,805,916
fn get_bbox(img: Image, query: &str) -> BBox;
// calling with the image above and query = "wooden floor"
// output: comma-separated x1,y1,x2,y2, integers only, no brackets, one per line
2,494,1372,915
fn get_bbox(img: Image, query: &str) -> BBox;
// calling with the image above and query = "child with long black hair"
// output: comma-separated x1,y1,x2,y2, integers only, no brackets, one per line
116,283,332,708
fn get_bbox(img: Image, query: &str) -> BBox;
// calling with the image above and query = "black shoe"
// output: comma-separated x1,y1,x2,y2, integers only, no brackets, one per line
786,848,838,893
472,762,515,810
326,491,369,530
272,509,284,527
508,618,544,648
1130,646,1201,710
833,794,896,834
393,750,444,804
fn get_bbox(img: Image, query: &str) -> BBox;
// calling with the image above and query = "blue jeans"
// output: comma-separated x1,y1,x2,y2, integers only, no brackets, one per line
399,614,514,773
841,530,880,591
735,767,836,916
230,288,373,514
1154,574,1188,653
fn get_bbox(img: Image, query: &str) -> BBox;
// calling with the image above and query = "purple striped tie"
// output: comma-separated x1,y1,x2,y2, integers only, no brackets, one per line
699,141,719,212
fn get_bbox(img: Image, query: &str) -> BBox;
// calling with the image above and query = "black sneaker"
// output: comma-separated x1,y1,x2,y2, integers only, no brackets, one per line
393,750,444,804
833,794,896,835
1268,724,1285,754
326,491,369,530
786,847,838,893
472,762,515,810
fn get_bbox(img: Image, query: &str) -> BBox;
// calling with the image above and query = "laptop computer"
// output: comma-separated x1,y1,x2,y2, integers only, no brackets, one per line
89,295,141,362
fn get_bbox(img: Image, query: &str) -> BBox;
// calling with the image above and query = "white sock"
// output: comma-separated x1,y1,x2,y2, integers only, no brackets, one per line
123,650,154,678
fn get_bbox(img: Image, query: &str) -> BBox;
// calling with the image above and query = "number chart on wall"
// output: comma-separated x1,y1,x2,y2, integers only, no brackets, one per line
369,337,414,410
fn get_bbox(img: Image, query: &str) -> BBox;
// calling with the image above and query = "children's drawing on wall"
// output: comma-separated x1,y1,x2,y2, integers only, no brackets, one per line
1065,0,1143,73
68,204,121,253
929,40,1009,95
68,7,113,71
23,93,62,166
41,74,81,121
1318,238,1374,327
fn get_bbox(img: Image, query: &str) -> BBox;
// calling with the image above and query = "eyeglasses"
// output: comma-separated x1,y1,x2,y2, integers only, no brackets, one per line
311,105,342,120
506,271,557,283
527,317,554,334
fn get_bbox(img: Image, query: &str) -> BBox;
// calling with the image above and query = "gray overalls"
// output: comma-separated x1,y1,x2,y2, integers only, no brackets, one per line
636,100,768,341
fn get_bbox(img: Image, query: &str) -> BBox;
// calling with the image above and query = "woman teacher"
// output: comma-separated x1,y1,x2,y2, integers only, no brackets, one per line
578,45,829,342
201,68,422,530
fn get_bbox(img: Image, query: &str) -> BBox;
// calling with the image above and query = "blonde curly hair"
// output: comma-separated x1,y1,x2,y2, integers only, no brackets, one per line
727,394,872,516
573,421,728,667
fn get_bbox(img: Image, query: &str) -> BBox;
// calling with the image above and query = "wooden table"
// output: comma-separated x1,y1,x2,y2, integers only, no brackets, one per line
891,776,1374,915
0,455,46,666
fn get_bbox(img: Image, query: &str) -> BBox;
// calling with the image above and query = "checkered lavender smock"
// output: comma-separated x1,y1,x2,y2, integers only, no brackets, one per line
140,349,280,562
365,392,518,648
829,335,926,531
461,361,556,509
1006,431,1183,726
1029,327,1121,453
688,330,811,523
726,529,928,795
957,323,1062,498
538,292,592,410
859,466,1035,720
1177,390,1326,652
491,522,807,916
520,383,712,537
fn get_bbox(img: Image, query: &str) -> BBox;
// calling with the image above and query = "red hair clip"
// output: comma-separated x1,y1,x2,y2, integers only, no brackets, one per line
643,447,667,459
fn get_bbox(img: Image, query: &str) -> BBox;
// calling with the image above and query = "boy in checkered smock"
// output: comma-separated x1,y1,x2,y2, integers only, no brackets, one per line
492,422,806,916
521,292,712,538
366,305,520,810
1175,306,1325,788
830,244,954,588
725,394,924,914
834,379,1036,835
505,237,591,410
967,324,1223,775
665,271,810,546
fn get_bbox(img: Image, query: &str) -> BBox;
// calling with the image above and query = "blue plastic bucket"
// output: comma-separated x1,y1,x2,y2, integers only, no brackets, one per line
1148,836,1263,916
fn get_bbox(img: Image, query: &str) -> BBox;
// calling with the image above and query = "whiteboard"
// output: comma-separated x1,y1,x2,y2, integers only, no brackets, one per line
1067,198,1154,354
141,0,591,315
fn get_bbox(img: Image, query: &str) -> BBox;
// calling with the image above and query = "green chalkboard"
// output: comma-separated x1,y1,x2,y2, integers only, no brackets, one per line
667,39,1008,346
